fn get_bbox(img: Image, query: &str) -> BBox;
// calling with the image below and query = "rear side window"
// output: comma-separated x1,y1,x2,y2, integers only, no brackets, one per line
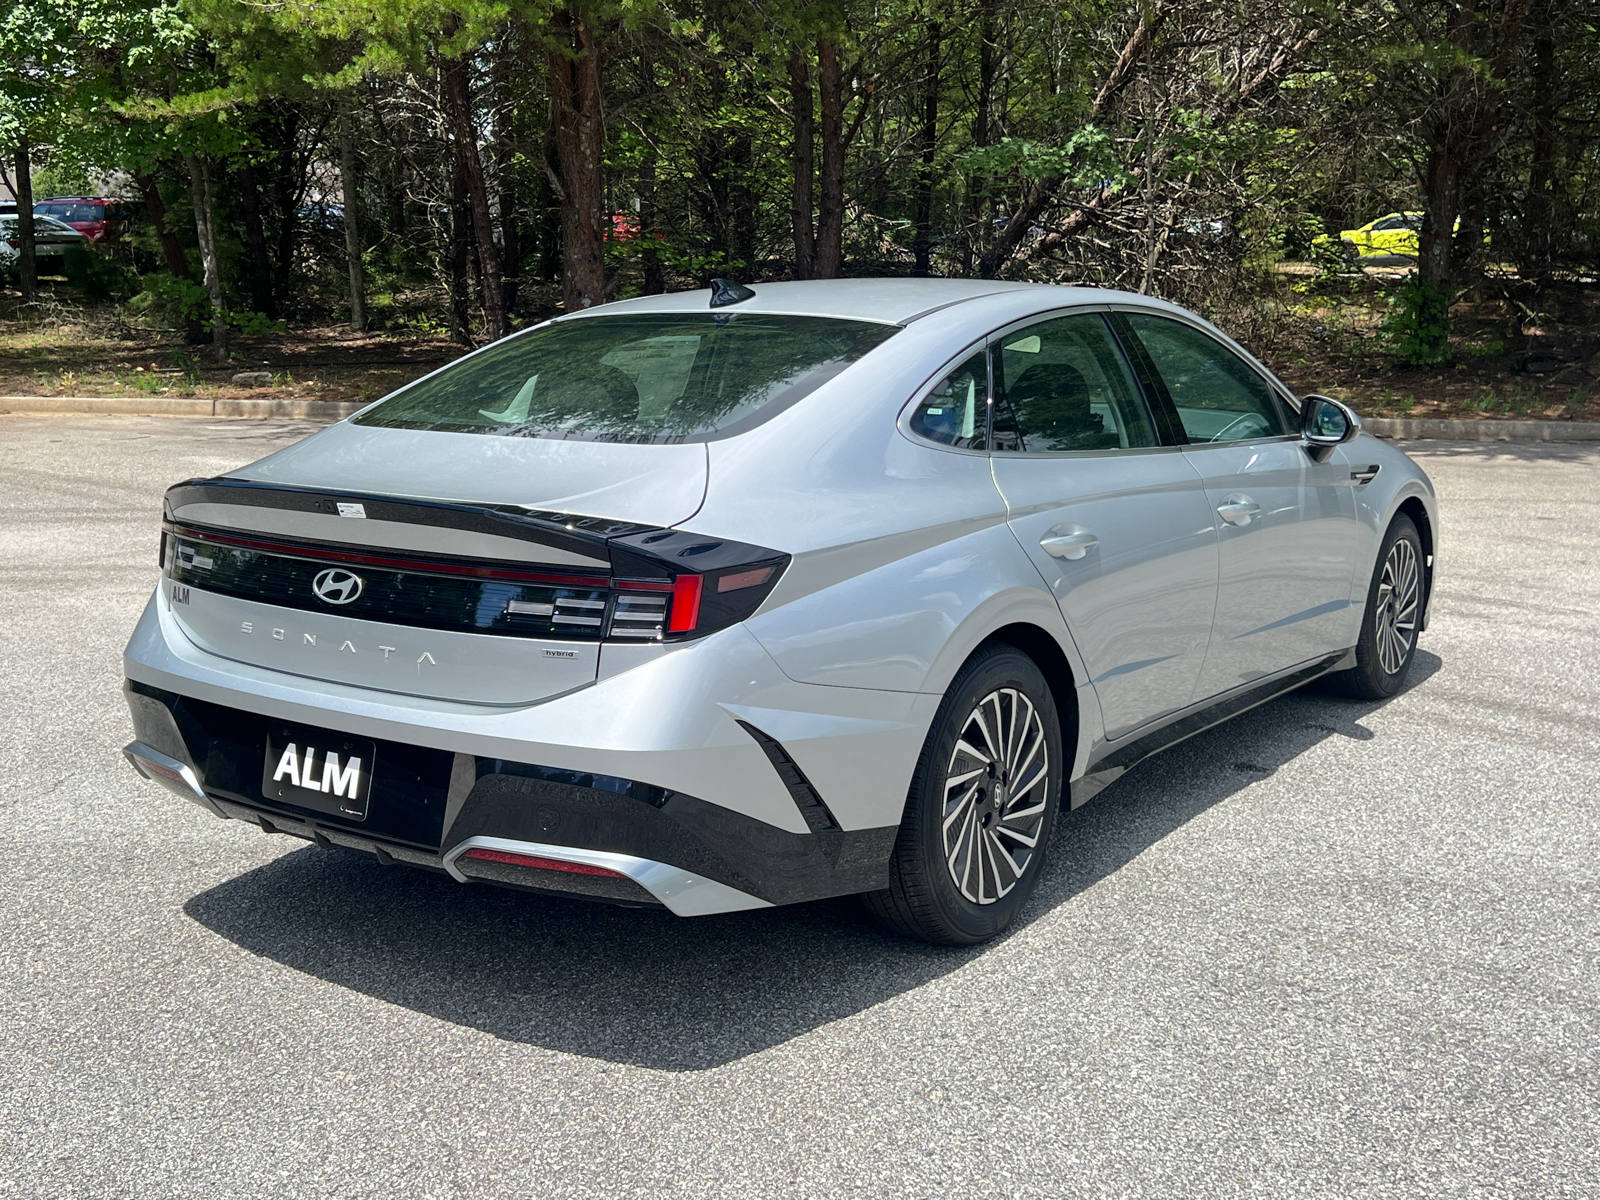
1120,313,1287,443
357,313,899,443
42,203,100,221
909,350,989,450
991,312,1156,453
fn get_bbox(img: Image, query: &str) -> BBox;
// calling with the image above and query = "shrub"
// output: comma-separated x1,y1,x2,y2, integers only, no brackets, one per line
1382,275,1450,366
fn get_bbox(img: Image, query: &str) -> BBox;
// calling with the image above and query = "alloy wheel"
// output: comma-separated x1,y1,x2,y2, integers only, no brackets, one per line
1375,537,1420,676
941,687,1051,905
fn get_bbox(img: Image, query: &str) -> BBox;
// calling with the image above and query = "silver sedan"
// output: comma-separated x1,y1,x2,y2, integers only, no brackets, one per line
122,279,1436,943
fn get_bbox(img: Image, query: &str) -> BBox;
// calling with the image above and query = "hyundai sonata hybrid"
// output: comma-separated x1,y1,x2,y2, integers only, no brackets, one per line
122,278,1436,944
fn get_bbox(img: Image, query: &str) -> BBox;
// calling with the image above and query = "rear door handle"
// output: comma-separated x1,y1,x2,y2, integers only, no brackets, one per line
1040,525,1099,560
1216,494,1261,527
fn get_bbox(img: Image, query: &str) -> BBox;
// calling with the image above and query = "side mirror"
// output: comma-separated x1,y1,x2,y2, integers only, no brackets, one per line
1300,394,1361,462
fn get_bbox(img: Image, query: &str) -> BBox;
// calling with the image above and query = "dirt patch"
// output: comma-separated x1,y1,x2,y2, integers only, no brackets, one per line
0,306,464,407
1256,267,1600,423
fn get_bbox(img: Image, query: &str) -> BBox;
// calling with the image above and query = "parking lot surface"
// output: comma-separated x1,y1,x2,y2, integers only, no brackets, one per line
1,415,1596,1199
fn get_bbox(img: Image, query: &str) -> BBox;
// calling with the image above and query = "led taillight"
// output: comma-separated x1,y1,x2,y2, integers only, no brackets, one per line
668,574,703,632
461,848,626,878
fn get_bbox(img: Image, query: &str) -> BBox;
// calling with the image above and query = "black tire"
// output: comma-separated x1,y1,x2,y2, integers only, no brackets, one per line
864,645,1063,945
1324,514,1424,700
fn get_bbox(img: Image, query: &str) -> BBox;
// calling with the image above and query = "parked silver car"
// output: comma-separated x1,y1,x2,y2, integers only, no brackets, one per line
122,279,1436,944
0,213,86,276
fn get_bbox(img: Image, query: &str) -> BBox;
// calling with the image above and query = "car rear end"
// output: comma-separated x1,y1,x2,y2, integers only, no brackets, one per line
122,304,912,914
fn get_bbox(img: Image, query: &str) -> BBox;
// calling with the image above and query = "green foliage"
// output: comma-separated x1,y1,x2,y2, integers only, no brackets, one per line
62,245,139,302
130,272,211,327
960,127,1125,190
1382,275,1451,366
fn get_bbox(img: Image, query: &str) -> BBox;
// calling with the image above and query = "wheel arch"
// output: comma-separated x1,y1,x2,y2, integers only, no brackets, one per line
1394,494,1436,631
962,622,1085,802
980,623,1078,739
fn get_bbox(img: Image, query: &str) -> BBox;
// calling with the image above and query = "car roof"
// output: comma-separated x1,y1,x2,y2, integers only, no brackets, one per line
567,278,1079,325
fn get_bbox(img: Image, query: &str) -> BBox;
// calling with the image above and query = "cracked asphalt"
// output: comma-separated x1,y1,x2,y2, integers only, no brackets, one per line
1,416,1596,1199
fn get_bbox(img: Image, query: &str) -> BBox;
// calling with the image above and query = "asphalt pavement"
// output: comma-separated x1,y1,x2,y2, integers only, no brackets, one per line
1,415,1596,1199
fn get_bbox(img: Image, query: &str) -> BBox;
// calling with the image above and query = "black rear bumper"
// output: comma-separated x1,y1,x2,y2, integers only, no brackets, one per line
124,680,896,908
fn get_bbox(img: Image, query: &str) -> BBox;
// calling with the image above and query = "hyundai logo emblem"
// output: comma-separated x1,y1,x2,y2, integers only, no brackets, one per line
311,568,365,605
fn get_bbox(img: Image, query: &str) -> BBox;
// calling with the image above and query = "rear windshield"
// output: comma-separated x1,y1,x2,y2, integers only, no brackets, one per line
355,312,900,443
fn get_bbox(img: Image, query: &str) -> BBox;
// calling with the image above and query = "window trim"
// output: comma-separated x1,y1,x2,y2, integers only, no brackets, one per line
1105,304,1302,447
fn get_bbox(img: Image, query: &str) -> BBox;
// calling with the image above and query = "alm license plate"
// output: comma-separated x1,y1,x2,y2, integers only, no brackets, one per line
262,722,377,820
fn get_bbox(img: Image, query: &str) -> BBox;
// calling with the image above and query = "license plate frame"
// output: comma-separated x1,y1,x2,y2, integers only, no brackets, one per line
262,722,378,820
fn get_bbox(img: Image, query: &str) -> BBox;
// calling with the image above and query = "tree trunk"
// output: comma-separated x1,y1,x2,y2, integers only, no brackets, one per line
236,164,278,317
13,137,36,302
134,171,192,280
546,5,607,311
491,36,524,318
338,102,368,333
185,154,229,365
912,23,941,277
1419,143,1461,297
814,35,846,279
133,169,207,343
536,125,562,281
965,2,998,274
1524,9,1556,283
788,42,817,279
448,154,475,346
443,53,508,339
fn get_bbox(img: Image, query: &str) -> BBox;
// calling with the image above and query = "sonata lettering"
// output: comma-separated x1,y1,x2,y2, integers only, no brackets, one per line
238,625,436,665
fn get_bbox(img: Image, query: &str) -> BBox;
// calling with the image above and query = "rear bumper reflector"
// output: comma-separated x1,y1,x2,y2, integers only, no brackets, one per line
442,836,772,917
123,740,227,819
461,847,626,878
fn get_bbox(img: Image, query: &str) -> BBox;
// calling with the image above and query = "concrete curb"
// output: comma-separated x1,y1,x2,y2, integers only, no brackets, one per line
1365,416,1600,442
0,395,363,420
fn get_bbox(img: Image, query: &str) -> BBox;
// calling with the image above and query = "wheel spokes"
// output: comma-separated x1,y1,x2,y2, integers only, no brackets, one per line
1374,537,1421,676
942,686,1051,905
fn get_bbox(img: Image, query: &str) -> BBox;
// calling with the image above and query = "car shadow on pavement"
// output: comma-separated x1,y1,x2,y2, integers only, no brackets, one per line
184,650,1440,1072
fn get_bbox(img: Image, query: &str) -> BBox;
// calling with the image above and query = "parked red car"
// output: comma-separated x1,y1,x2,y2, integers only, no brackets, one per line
32,197,144,243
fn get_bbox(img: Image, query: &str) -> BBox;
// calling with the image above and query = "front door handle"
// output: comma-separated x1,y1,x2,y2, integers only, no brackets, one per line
1040,525,1099,560
1216,494,1261,527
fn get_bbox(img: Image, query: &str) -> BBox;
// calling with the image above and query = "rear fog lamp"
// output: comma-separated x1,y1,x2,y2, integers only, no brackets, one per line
461,847,626,878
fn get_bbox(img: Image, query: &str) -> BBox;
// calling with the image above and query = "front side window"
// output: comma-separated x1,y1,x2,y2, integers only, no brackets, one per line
1121,313,1287,444
909,350,989,450
991,312,1156,453
356,312,899,443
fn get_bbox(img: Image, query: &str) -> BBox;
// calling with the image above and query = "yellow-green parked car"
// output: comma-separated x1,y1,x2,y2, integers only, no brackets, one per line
1331,212,1424,262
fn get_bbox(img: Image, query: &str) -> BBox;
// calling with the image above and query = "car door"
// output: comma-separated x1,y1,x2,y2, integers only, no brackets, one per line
987,310,1220,742
1113,309,1361,701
